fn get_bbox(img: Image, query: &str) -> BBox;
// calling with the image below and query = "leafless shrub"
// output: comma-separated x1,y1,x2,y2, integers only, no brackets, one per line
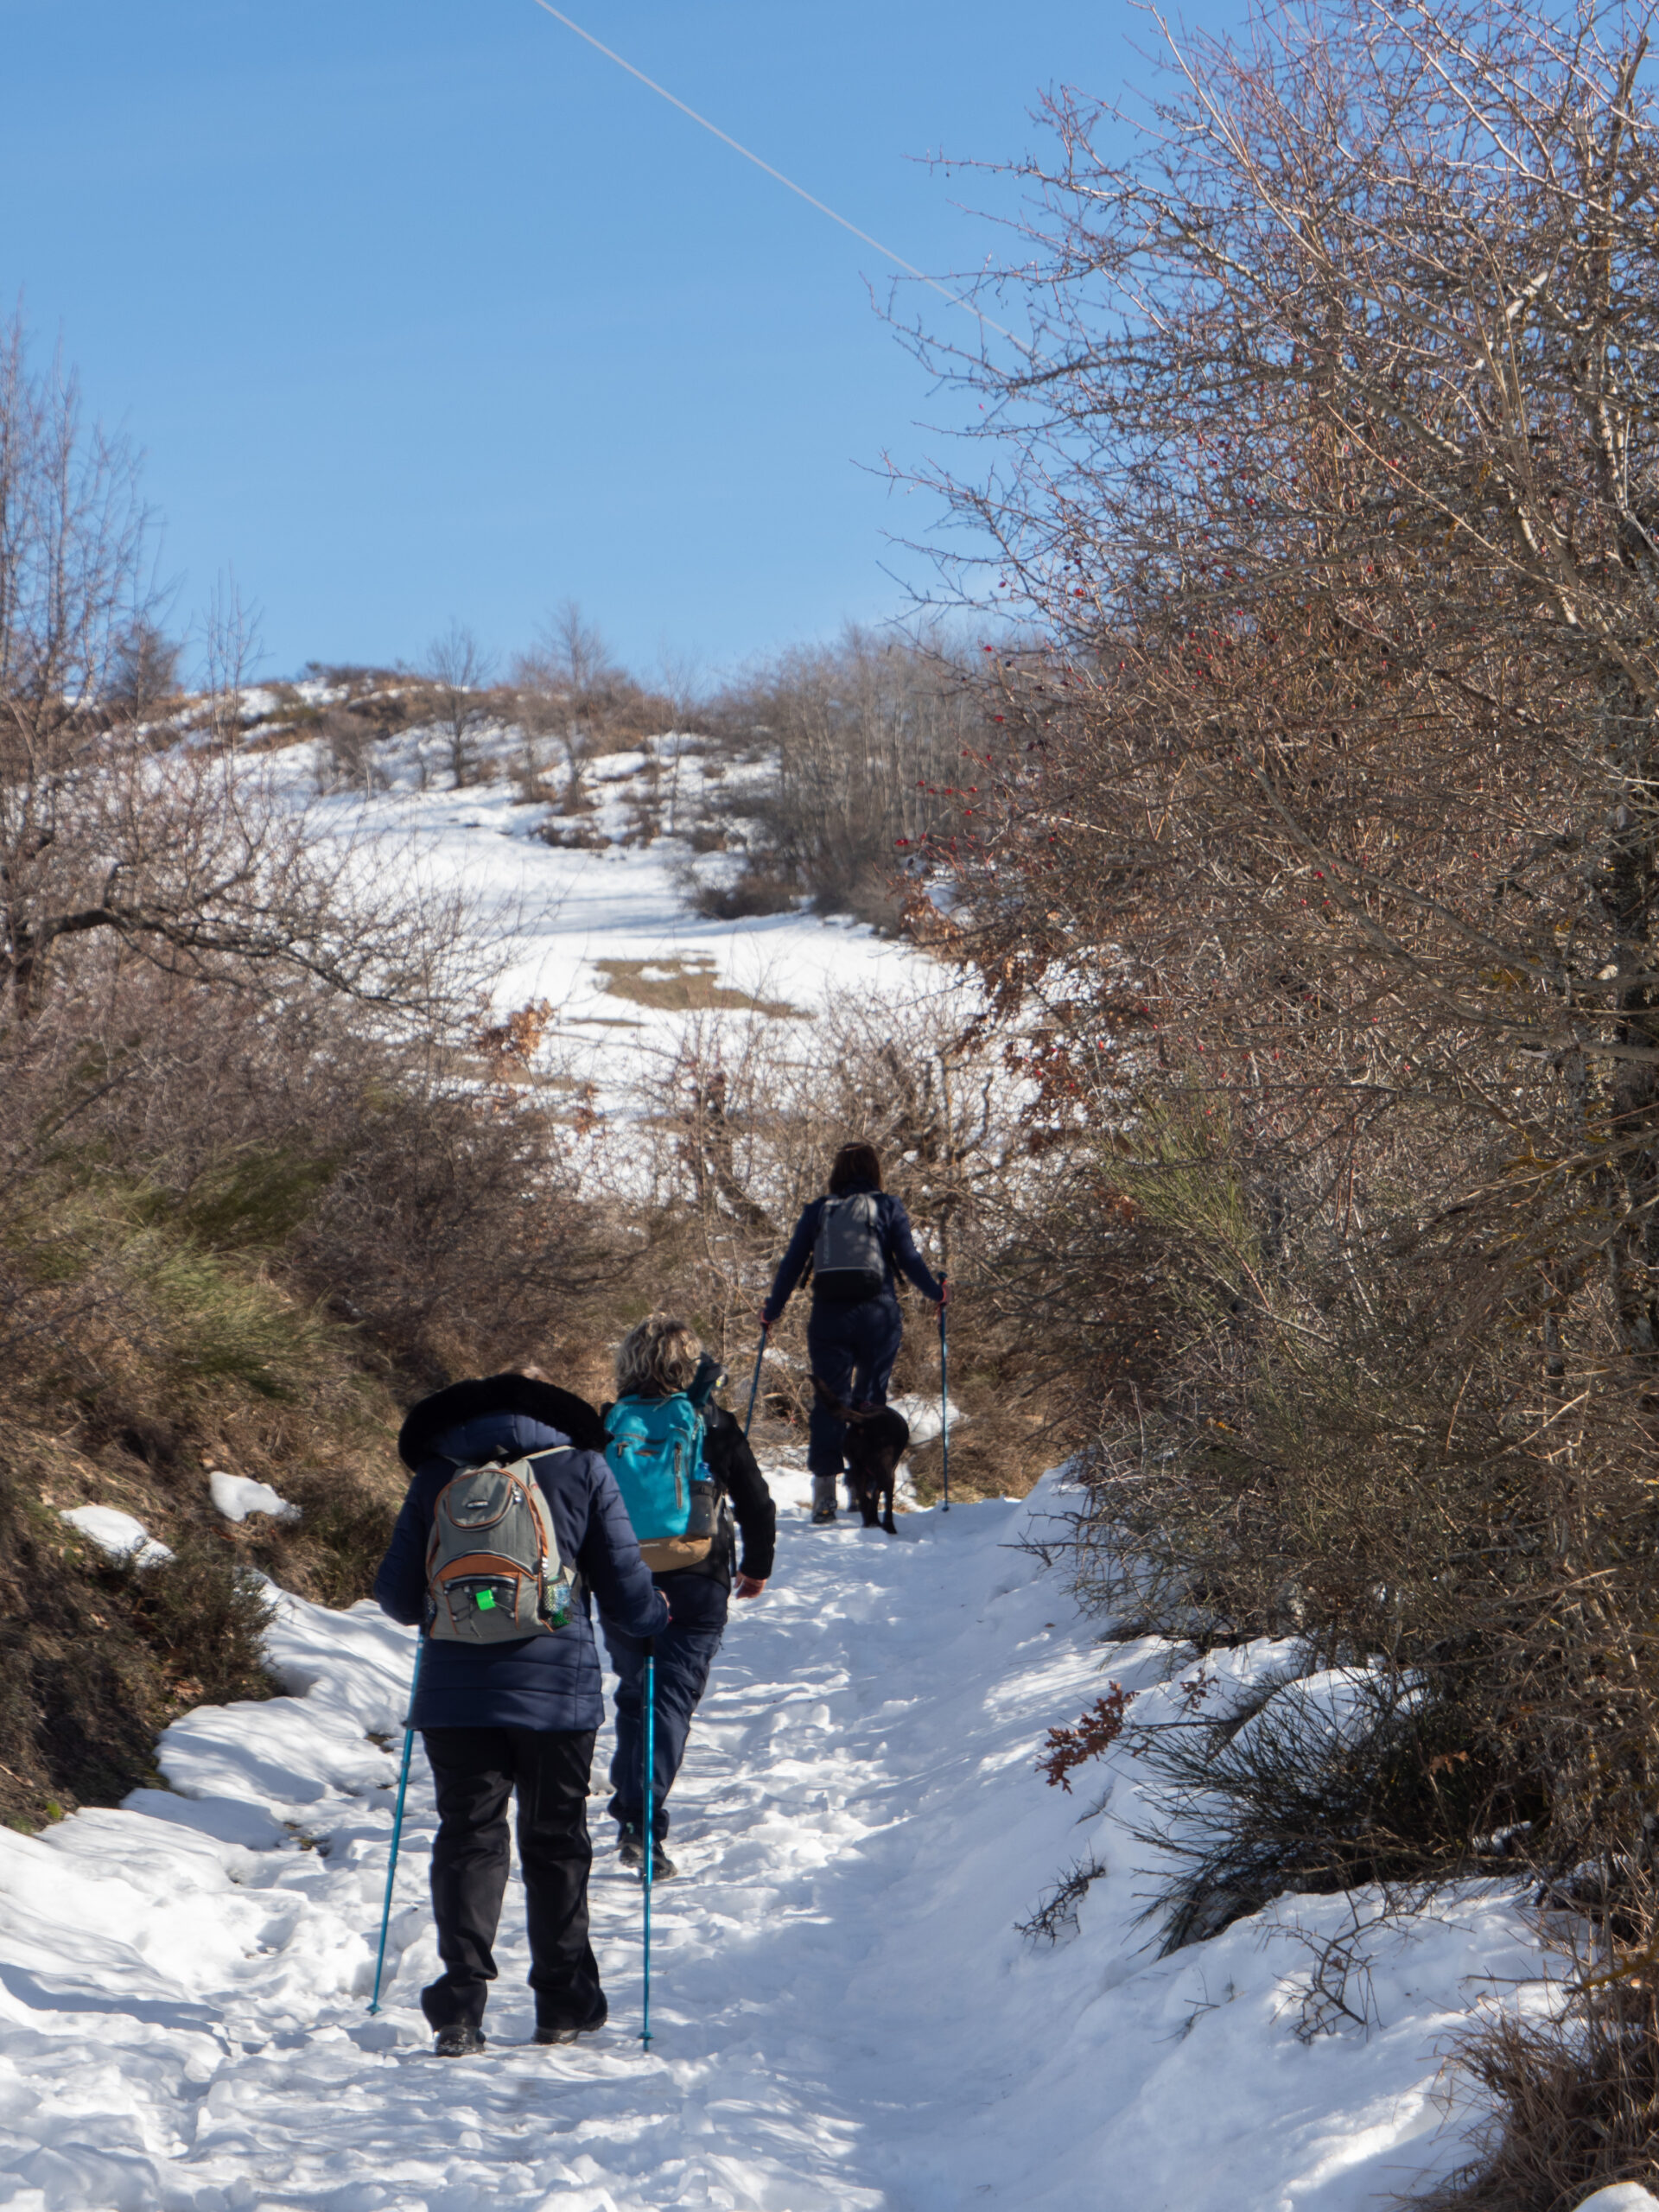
899,0,1659,2182
107,619,181,715
316,702,378,791
195,573,263,750
538,815,610,853
423,620,495,788
0,317,470,1036
1113,1665,1516,1953
513,601,668,812
903,0,1659,1836
1016,1854,1110,1946
688,865,798,920
1262,1890,1421,2044
701,626,987,926
1424,1925,1659,2212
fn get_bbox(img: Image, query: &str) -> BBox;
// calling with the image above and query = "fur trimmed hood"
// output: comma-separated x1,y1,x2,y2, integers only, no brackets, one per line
397,1372,609,1470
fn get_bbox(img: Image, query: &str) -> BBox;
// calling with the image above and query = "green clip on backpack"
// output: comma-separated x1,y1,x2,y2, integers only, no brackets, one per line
604,1393,717,1571
424,1452,580,1643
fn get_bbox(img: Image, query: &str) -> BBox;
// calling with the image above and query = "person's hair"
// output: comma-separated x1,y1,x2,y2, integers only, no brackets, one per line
828,1141,882,1195
615,1314,702,1399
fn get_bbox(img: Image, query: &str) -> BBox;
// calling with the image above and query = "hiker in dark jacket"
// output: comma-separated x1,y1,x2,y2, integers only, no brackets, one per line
373,1369,668,2056
601,1315,776,1878
762,1141,944,1523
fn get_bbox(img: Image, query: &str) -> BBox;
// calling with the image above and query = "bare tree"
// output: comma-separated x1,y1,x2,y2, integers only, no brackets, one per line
513,601,623,812
198,571,263,749
705,626,982,921
107,618,181,715
0,323,486,1030
425,620,495,788
655,642,704,835
0,314,157,1020
896,0,1659,1920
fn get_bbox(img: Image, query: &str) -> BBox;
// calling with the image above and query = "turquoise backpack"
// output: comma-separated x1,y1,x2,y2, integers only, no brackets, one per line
604,1392,717,1570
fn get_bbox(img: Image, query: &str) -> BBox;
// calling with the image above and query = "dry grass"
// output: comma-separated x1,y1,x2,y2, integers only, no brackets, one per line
1423,1972,1659,2212
594,956,803,1020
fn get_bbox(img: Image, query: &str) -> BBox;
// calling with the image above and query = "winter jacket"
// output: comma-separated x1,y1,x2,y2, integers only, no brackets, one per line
373,1373,669,1733
702,1402,776,1582
660,1400,776,1633
762,1183,944,1322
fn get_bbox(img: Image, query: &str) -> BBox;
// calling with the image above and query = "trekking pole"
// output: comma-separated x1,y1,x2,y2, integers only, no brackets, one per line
368,1636,423,2015
742,1322,768,1440
640,1637,657,2050
938,1282,950,1515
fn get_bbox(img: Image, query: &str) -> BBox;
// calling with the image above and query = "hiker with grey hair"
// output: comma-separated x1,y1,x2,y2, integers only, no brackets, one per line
601,1314,776,1878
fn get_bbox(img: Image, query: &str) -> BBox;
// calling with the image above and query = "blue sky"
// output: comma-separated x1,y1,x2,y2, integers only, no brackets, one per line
0,2,1232,684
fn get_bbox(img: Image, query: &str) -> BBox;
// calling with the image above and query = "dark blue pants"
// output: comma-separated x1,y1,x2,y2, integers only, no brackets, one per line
806,1294,904,1479
601,1618,724,1840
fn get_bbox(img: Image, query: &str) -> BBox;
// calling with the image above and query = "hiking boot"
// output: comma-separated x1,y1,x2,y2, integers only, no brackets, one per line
433,2023,486,2057
535,2009,607,2046
617,1821,677,1880
811,1507,837,1526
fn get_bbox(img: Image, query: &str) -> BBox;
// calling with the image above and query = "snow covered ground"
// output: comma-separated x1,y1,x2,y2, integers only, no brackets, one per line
0,1465,1558,2212
275,720,938,1133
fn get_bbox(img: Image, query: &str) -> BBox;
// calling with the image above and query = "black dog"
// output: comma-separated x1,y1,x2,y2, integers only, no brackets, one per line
812,1380,909,1534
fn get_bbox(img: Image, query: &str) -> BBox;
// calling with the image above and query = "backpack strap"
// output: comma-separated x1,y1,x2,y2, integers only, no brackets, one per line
525,1446,582,1608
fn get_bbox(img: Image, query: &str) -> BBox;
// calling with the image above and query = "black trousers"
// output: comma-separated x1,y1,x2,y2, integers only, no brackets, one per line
420,1726,604,2033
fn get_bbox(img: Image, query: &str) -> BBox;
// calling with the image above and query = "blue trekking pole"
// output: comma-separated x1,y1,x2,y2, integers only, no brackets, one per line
938,1282,950,1514
640,1637,657,2050
368,1637,423,2014
742,1321,768,1439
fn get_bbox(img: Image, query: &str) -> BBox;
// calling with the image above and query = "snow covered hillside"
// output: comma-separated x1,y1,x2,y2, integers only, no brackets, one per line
268,705,938,1132
1,1464,1558,2212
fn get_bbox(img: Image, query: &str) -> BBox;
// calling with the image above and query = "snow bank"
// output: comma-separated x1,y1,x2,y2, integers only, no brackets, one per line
887,1389,964,1447
0,1465,1554,2209
60,1504,174,1565
209,1470,296,1523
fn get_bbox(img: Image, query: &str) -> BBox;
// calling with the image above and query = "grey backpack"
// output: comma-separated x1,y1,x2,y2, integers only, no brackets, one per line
812,1192,887,1301
424,1453,579,1643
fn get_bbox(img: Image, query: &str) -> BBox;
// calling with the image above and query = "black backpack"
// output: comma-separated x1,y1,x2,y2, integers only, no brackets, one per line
812,1192,887,1300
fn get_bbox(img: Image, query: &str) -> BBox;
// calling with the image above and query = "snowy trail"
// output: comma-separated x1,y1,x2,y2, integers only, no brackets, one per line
0,1467,1551,2212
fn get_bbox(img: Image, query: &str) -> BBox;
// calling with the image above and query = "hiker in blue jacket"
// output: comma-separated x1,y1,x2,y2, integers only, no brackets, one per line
374,1370,668,2057
601,1315,776,1879
761,1141,945,1523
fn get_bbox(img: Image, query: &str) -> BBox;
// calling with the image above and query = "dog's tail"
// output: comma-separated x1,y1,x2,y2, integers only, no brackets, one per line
811,1375,873,1424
